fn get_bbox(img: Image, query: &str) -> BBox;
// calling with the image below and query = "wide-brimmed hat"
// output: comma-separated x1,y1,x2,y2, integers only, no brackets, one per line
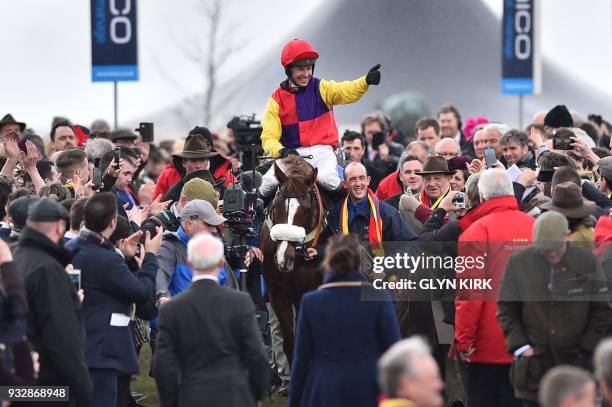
541,181,596,219
173,126,218,159
415,156,456,176
0,114,26,132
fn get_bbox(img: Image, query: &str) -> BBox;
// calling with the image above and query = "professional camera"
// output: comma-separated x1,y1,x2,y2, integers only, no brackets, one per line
222,171,264,240
227,114,263,171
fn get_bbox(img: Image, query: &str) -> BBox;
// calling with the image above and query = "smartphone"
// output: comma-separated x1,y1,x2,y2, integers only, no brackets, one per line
452,192,467,209
93,158,103,190
484,147,497,169
136,122,154,142
68,269,81,291
114,147,121,165
371,131,386,150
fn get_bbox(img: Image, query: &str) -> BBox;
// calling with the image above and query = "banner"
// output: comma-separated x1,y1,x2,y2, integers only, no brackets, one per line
501,0,540,94
91,0,138,82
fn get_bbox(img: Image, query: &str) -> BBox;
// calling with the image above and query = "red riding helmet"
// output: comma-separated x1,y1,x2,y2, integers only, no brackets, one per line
281,39,319,68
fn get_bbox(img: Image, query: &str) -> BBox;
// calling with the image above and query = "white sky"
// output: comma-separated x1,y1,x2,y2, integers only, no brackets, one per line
1,0,611,135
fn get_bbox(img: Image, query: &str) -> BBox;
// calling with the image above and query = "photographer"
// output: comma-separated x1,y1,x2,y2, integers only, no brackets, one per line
361,112,404,176
155,200,239,307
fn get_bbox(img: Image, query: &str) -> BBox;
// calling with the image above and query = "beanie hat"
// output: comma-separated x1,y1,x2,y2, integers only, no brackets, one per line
544,105,573,128
181,178,218,209
533,211,569,251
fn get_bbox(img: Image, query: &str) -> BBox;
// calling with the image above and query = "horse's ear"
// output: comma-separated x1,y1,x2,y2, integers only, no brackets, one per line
274,162,288,184
308,167,318,186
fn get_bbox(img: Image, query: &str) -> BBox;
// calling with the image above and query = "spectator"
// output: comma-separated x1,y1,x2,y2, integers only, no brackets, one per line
110,128,138,149
100,146,141,215
497,211,610,406
0,113,25,141
155,232,269,407
13,198,92,406
594,338,612,405
544,104,574,134
433,138,460,160
341,130,386,190
84,137,114,162
289,234,400,407
499,130,535,168
162,166,224,205
71,192,161,407
538,366,596,407
65,197,87,240
437,105,475,159
415,117,441,150
50,120,77,152
156,199,234,307
7,195,37,246
415,156,454,212
455,168,535,407
141,177,218,235
598,156,612,198
361,112,404,174
56,148,91,197
377,337,444,407
450,167,469,191
384,155,424,233
471,124,489,160
90,118,111,134
38,181,71,202
154,127,219,200
327,162,416,242
542,181,597,249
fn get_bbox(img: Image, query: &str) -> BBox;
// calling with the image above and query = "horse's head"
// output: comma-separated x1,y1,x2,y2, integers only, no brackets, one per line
269,157,319,272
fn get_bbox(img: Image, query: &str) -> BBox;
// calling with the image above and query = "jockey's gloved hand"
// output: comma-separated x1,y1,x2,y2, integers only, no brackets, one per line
365,64,381,85
279,148,299,158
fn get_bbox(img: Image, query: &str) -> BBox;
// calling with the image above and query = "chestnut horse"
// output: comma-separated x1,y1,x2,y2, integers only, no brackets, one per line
260,156,327,364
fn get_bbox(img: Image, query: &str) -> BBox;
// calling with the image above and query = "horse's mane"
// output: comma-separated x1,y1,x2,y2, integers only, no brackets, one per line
280,155,314,179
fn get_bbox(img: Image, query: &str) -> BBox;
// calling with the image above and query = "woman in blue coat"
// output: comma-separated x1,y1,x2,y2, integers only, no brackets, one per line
289,234,400,407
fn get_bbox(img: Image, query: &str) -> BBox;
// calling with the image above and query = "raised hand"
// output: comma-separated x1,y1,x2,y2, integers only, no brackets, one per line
365,64,381,85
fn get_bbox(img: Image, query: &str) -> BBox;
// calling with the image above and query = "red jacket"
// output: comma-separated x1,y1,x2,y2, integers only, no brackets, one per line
153,162,181,200
454,196,535,364
594,216,612,256
376,171,401,201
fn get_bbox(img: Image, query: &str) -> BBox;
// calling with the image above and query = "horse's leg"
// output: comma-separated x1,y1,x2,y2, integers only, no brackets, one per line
269,286,296,367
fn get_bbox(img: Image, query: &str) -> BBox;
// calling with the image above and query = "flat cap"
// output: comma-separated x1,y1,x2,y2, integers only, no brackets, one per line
28,198,69,223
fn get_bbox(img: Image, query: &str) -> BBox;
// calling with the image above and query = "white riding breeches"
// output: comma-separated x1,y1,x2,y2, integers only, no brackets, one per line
259,145,341,196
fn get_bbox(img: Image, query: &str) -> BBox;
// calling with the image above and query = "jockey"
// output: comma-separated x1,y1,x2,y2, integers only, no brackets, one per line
259,38,381,197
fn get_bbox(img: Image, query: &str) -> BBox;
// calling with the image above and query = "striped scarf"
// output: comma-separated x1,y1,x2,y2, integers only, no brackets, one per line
341,189,384,257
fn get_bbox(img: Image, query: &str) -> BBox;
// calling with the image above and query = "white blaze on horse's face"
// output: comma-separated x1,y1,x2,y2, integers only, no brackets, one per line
276,198,300,269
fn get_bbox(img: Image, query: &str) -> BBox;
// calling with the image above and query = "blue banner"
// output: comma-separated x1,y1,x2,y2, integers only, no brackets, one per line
91,0,138,82
501,0,540,95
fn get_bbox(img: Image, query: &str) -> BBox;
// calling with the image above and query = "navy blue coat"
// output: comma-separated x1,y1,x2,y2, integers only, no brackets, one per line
71,238,157,375
289,271,400,407
327,198,417,242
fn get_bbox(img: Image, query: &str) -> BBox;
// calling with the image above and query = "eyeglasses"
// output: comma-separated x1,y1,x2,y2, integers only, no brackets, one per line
434,152,459,158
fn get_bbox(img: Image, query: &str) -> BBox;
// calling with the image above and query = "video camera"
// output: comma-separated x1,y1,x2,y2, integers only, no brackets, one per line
222,171,264,240
227,114,263,171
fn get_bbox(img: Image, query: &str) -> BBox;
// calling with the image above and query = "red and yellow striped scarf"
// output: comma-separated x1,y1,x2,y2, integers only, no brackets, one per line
341,189,384,257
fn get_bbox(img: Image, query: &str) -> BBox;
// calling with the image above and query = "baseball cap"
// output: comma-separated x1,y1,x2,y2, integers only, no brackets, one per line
533,211,569,251
179,199,226,226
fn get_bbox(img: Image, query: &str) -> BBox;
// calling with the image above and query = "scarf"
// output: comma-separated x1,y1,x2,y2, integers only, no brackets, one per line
341,189,384,257
419,185,450,210
79,227,115,251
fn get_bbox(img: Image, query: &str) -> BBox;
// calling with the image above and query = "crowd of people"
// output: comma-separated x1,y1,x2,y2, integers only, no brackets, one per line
0,37,611,407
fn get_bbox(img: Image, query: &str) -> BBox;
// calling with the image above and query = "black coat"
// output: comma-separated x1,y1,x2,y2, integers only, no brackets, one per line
497,245,612,401
154,279,269,407
13,227,92,407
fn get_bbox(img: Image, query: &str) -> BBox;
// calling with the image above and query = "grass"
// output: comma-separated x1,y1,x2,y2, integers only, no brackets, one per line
133,343,288,407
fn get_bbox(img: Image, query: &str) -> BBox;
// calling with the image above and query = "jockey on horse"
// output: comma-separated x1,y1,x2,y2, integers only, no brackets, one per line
258,38,382,200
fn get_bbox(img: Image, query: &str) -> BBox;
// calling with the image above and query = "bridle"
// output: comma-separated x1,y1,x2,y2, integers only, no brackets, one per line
265,182,325,249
